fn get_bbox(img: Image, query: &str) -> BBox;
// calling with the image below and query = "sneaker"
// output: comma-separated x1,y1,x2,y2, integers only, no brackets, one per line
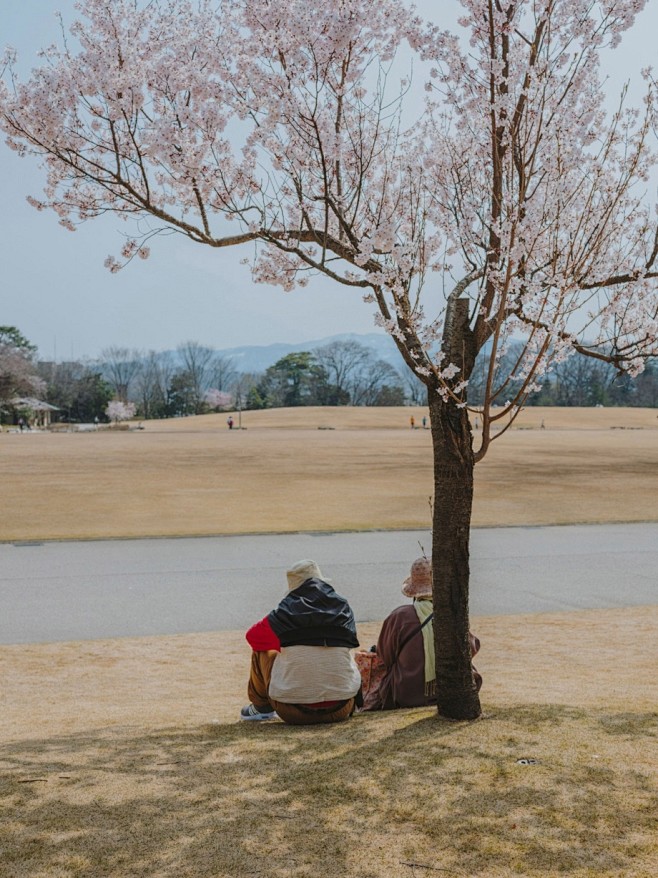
240,703,278,721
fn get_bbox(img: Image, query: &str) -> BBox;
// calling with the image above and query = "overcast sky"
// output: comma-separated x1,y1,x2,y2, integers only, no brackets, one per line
1,1,657,360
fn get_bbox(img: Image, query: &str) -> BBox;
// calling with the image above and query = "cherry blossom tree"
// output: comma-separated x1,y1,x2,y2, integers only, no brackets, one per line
0,326,44,415
2,0,658,719
204,388,233,410
106,399,136,424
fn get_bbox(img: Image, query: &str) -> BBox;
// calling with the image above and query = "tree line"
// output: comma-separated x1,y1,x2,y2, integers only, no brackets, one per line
468,342,658,409
2,326,656,426
1,331,411,423
78,339,409,418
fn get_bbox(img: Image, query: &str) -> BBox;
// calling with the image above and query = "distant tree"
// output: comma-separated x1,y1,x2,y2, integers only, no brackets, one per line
72,371,113,421
245,385,268,410
0,348,44,404
99,347,142,402
106,399,136,423
211,355,238,392
0,326,37,354
467,341,526,407
314,340,406,405
39,360,112,422
350,358,405,407
204,388,232,410
526,349,658,407
177,341,216,414
232,371,263,412
135,350,176,419
632,359,658,407
167,369,196,416
0,327,44,419
552,357,613,407
400,369,427,406
257,353,328,407
314,341,372,405
371,383,406,406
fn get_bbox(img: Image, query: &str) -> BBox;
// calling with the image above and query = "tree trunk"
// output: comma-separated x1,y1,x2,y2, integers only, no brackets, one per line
428,391,482,720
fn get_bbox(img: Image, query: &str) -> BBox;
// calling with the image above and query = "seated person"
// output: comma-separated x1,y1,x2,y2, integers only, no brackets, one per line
362,556,482,711
241,559,362,725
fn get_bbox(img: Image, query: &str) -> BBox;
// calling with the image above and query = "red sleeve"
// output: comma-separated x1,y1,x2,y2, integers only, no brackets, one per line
246,616,281,652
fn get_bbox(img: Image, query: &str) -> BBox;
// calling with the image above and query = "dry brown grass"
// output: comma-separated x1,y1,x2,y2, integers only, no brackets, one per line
2,407,657,876
2,406,658,541
2,707,657,878
1,607,657,877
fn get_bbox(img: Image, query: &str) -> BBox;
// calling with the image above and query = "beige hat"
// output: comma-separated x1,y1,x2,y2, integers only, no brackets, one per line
402,557,433,599
286,559,325,591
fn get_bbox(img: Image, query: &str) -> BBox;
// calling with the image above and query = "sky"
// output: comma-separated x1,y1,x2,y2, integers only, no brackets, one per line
1,1,657,361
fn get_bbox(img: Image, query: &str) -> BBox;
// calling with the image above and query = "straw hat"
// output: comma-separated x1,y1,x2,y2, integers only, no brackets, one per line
401,557,433,599
286,559,325,591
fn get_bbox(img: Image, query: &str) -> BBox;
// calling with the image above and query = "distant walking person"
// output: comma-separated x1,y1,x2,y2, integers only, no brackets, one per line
227,416,234,429
410,415,415,429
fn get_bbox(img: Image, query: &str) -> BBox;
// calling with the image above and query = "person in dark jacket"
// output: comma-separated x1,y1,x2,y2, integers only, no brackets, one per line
241,560,362,724
363,557,482,711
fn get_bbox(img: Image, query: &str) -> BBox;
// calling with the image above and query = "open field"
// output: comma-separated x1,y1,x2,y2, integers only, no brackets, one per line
2,406,658,541
2,405,656,876
1,607,657,877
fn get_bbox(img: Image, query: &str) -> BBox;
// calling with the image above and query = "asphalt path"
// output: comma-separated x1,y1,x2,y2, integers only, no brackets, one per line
0,523,656,645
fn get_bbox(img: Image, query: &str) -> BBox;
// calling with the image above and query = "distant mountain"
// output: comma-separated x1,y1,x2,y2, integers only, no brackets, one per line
216,332,404,374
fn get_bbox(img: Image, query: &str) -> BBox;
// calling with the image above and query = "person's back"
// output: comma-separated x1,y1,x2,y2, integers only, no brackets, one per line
267,576,361,707
362,557,481,711
364,602,433,710
242,561,361,724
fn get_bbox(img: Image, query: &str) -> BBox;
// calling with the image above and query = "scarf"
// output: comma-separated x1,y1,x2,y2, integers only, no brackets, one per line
413,599,436,697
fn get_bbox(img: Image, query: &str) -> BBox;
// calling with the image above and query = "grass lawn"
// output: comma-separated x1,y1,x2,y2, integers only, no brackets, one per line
1,407,656,876
1,406,657,541
2,610,656,877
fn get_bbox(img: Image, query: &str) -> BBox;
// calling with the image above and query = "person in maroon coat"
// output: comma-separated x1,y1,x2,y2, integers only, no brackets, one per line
363,557,482,711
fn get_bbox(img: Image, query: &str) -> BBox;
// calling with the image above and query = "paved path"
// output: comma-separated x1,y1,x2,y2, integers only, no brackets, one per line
0,523,656,644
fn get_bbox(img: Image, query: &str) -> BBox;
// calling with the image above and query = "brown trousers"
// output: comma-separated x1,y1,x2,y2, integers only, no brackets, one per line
247,650,355,726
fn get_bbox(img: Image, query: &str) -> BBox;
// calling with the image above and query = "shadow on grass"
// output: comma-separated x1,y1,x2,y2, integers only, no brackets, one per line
1,705,656,878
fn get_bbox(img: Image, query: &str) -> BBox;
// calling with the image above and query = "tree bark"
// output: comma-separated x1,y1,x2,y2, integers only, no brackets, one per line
428,391,482,720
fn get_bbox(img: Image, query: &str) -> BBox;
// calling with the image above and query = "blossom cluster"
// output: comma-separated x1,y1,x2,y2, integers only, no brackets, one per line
105,399,136,422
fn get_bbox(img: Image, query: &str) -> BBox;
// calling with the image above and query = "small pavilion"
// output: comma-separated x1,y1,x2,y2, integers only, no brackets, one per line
10,397,60,429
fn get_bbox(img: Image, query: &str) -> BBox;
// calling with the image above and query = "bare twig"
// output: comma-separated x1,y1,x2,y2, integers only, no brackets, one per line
400,862,465,873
